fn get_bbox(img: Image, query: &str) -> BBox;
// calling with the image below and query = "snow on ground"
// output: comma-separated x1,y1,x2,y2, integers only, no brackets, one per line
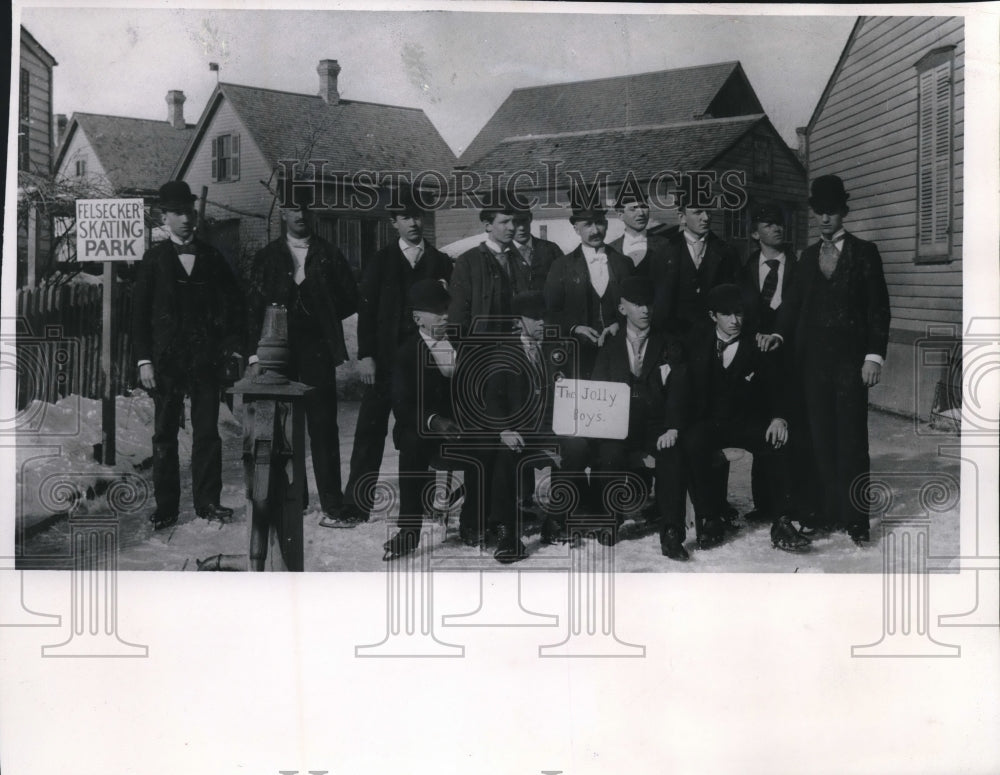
18,385,961,573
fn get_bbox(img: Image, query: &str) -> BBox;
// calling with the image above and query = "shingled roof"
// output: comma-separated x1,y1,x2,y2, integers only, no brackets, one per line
55,113,194,195
176,82,456,177
465,115,767,190
458,61,762,167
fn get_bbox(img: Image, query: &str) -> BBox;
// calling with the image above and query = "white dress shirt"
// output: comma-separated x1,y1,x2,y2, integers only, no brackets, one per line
683,229,707,268
399,238,424,268
580,244,610,297
287,235,310,285
621,230,648,266
419,329,456,378
625,324,650,376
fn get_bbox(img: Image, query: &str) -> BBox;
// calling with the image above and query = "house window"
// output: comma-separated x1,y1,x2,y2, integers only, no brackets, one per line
18,68,30,171
211,133,240,182
75,159,86,177
915,47,955,262
752,136,772,182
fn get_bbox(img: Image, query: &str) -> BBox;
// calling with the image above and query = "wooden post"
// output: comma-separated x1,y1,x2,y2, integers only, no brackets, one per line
100,262,115,465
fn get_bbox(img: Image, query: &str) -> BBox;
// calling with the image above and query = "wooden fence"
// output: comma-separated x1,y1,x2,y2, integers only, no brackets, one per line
14,281,135,410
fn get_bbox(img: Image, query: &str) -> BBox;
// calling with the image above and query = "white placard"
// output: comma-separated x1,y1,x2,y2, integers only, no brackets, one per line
551,378,631,439
75,198,145,261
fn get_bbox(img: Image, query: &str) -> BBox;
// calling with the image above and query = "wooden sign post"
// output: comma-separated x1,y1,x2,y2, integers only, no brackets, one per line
76,198,146,466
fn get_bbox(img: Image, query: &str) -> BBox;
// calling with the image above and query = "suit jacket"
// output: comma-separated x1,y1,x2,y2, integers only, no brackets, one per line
651,230,740,334
777,232,891,363
739,245,800,336
391,332,456,452
356,241,452,374
607,231,672,278
483,337,574,437
510,236,561,292
543,244,632,340
448,242,521,337
688,326,789,428
246,235,358,384
132,238,244,380
591,329,688,442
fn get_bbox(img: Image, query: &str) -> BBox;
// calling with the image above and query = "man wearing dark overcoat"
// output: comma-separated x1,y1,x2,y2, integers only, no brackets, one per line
590,278,690,560
337,188,453,525
245,196,358,525
510,207,562,292
543,195,632,380
777,175,891,544
133,181,245,530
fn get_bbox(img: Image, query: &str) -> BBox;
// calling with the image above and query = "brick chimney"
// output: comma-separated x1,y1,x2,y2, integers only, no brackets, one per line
166,90,186,129
55,114,68,147
317,59,341,104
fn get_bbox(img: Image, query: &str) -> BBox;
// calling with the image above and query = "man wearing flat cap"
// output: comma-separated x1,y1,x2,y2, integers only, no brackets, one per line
590,277,689,559
777,174,890,545
133,180,245,530
543,188,632,380
245,187,359,527
386,279,483,559
449,197,523,338
608,183,671,279
683,284,810,554
510,206,562,293
483,291,592,562
338,185,453,526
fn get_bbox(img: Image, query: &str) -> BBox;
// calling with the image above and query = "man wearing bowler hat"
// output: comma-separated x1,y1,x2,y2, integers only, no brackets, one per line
590,277,689,558
245,186,359,527
543,187,632,380
777,175,890,545
133,180,245,530
338,186,453,525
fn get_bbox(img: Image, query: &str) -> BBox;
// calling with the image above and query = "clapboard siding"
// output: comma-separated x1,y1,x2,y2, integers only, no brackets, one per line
181,99,278,260
435,206,487,249
55,125,110,187
20,45,54,174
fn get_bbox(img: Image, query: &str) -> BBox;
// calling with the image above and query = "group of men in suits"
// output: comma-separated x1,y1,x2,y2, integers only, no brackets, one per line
135,171,889,565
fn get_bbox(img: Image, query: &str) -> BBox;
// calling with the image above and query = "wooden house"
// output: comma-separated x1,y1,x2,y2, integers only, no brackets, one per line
16,26,58,286
172,60,456,279
439,61,807,258
805,16,964,419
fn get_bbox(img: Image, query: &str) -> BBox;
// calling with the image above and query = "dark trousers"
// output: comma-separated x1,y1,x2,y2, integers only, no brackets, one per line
303,384,343,514
801,335,871,532
397,442,483,534
152,376,222,516
683,418,793,526
490,435,591,532
343,377,392,513
596,440,686,536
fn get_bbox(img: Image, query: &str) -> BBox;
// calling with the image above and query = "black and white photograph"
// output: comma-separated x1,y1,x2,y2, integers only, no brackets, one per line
2,2,998,774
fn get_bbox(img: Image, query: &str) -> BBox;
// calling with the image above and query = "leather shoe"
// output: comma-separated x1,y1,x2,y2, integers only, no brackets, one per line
697,518,725,550
493,524,527,564
195,504,233,522
848,526,871,547
459,525,485,547
771,516,811,553
149,511,178,531
540,517,566,545
383,529,420,560
661,528,690,561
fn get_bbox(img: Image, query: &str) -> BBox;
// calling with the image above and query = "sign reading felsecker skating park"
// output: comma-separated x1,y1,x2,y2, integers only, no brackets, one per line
75,199,146,261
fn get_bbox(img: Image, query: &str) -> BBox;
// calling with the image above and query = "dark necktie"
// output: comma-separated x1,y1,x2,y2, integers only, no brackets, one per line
819,239,840,279
761,259,780,306
716,337,737,362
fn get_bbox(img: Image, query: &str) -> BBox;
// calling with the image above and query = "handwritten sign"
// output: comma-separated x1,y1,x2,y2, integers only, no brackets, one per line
551,378,631,439
75,199,145,261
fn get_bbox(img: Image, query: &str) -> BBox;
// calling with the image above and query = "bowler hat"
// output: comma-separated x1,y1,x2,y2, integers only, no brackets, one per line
158,180,197,211
568,184,608,223
512,291,546,320
619,276,653,307
408,279,450,314
383,184,424,217
705,283,745,315
808,175,850,213
750,202,785,228
278,183,317,210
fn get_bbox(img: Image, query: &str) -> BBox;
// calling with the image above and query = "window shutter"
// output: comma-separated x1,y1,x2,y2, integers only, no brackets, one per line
917,59,952,259
211,136,218,181
231,134,240,180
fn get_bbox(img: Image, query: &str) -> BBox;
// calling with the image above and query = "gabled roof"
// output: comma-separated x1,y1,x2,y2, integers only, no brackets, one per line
20,26,58,68
458,61,762,166
175,82,456,178
54,113,195,195
806,17,864,134
465,115,771,189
